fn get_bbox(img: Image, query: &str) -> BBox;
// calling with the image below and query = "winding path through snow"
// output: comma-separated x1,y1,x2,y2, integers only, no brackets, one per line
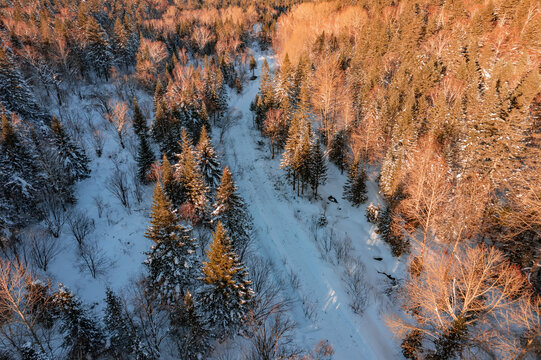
220,51,398,359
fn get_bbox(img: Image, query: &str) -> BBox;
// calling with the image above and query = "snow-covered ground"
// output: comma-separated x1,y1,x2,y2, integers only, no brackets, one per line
42,46,404,359
219,49,404,359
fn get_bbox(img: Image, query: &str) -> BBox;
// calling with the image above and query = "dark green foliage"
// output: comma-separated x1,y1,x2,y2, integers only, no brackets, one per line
401,330,423,360
376,204,410,257
196,126,221,189
328,130,348,173
50,116,90,182
342,158,367,206
309,139,327,196
132,97,147,137
198,222,254,339
144,183,199,305
212,167,253,259
104,288,134,359
136,133,154,184
54,286,104,360
427,318,468,360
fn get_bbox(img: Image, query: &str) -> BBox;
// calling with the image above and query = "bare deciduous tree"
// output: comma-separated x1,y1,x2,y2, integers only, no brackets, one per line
78,240,110,278
106,165,131,212
24,228,60,272
67,211,95,248
107,100,130,149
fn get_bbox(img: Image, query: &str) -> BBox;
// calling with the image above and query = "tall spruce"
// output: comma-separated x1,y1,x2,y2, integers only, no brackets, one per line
310,139,327,196
343,156,368,206
212,167,253,259
144,183,199,305
196,126,221,189
104,288,134,359
197,222,253,339
136,132,154,184
54,286,104,360
50,116,90,182
132,97,147,137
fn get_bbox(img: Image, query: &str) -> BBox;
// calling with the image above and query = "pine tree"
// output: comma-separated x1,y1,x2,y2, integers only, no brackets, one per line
197,222,253,339
196,126,221,189
249,55,257,78
310,139,327,196
104,288,134,359
212,167,253,259
20,343,49,360
144,183,199,305
136,133,154,184
281,114,301,192
343,156,368,206
50,116,90,182
54,286,104,359
132,97,147,137
113,18,130,69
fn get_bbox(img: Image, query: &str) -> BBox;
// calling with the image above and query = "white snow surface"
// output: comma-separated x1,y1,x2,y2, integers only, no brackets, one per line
42,47,404,359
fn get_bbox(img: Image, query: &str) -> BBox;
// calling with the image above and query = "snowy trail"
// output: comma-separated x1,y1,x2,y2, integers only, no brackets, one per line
221,51,398,359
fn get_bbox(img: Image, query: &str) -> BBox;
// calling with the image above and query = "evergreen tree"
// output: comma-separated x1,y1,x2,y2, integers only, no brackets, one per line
343,156,368,206
50,116,90,182
175,129,209,223
54,286,104,360
0,46,46,121
328,130,348,174
249,55,257,78
309,139,327,196
85,17,113,81
170,290,210,360
0,113,44,227
196,126,221,189
104,288,134,359
20,343,49,360
113,18,130,69
132,97,147,137
136,132,154,184
144,183,199,304
212,167,253,259
161,154,183,206
197,222,253,339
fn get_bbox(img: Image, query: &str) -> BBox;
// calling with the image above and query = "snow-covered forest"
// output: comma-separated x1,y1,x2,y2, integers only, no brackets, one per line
0,0,540,359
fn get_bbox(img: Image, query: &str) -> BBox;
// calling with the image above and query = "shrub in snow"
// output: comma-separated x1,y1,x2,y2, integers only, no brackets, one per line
365,202,380,224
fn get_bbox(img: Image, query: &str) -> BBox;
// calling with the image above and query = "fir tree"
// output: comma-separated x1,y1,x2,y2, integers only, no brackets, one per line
144,183,199,304
104,288,134,359
197,222,253,339
170,290,210,360
161,154,183,206
0,113,44,226
249,55,257,78
196,126,221,189
175,129,209,224
212,167,253,259
136,133,154,184
54,286,104,360
85,17,113,81
310,139,327,196
343,156,368,206
132,97,147,137
0,46,46,121
328,130,348,174
50,116,90,182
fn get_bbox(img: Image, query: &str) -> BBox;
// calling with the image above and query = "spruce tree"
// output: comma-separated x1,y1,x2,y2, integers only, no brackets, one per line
54,286,104,359
328,130,348,173
310,139,327,196
175,129,209,223
212,167,253,259
0,46,46,121
161,154,183,206
136,133,154,184
144,183,199,304
85,17,113,81
132,97,147,137
104,288,134,359
50,116,90,182
197,222,253,339
196,126,221,189
171,290,210,360
343,156,368,206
